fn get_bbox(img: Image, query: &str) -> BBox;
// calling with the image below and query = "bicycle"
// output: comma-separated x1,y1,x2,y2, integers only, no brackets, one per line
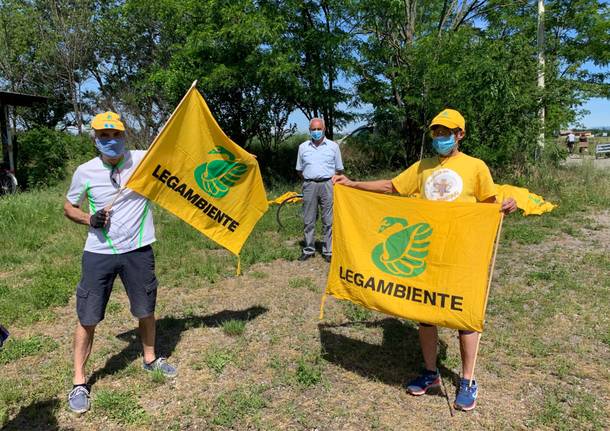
276,193,303,230
0,168,17,196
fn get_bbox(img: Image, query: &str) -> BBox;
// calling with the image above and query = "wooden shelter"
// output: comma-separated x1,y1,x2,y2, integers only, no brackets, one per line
0,91,48,173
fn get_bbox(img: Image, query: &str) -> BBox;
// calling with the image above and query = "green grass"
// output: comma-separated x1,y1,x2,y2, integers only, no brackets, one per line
203,348,235,374
94,389,149,425
535,387,606,430
0,335,59,365
0,378,23,412
343,302,373,322
295,353,324,387
221,319,246,336
288,276,317,291
210,385,267,427
149,368,166,384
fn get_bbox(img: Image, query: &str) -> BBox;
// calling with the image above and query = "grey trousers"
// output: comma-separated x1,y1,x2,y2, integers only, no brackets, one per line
302,180,333,256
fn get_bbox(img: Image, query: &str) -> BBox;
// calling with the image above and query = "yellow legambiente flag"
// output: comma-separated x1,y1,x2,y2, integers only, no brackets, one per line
125,84,268,256
323,185,502,332
495,184,556,216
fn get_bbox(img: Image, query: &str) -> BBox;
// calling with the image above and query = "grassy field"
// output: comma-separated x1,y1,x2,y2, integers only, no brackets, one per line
0,161,608,430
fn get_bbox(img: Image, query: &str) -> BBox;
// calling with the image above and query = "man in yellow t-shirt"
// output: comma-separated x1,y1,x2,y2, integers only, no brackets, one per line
333,108,516,411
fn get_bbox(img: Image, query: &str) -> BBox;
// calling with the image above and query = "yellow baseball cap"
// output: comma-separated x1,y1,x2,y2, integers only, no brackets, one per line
91,111,125,131
429,109,465,132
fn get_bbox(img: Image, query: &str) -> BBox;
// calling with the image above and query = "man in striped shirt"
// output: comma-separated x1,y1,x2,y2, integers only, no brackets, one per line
64,111,176,414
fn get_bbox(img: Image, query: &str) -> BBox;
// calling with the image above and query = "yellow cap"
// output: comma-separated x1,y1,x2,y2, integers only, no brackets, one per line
91,111,125,131
429,109,465,132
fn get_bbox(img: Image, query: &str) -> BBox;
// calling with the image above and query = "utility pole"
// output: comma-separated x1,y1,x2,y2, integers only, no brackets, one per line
537,0,545,149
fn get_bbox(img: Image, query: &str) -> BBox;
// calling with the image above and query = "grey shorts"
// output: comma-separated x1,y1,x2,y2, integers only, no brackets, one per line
76,245,158,326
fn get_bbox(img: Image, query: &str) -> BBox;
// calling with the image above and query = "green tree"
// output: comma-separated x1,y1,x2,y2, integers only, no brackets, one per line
353,0,609,168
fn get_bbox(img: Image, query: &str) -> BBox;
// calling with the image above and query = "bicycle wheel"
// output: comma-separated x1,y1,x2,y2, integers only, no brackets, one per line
276,194,303,230
0,171,17,196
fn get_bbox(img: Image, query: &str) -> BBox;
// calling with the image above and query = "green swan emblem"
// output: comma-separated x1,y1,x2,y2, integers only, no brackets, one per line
371,217,432,278
194,146,247,198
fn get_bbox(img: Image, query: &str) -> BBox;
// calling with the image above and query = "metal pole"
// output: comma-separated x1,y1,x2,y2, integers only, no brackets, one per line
537,0,545,149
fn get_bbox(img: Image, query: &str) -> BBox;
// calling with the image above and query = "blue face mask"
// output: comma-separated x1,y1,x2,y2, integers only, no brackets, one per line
95,136,126,158
310,130,324,141
432,134,456,156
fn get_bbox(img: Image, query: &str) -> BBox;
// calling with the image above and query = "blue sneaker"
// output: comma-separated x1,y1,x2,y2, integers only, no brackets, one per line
405,369,441,395
68,385,90,414
454,378,478,411
143,357,177,377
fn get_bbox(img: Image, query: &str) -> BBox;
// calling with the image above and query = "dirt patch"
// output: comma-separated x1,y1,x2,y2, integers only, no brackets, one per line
2,213,609,430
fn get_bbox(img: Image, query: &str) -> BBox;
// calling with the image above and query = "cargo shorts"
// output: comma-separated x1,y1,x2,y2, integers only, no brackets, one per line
76,245,158,326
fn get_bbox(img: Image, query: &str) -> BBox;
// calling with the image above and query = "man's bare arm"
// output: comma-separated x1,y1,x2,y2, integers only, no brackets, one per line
64,200,92,226
332,175,396,194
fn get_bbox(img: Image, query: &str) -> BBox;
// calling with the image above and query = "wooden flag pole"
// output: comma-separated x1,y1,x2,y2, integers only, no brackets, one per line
469,212,504,388
105,187,125,212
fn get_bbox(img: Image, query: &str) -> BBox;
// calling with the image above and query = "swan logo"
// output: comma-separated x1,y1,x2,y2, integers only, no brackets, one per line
194,146,247,198
371,217,432,278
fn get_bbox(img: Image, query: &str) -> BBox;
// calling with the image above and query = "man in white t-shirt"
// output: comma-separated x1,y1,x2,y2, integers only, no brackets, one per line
64,112,176,414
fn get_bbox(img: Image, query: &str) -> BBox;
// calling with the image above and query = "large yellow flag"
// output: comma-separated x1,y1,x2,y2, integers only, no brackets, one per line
125,84,268,256
323,186,502,332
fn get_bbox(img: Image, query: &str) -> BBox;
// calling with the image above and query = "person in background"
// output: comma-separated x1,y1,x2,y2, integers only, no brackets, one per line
566,132,575,154
295,117,344,263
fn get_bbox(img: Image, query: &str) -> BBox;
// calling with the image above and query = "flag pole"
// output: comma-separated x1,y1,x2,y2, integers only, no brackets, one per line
469,212,504,387
122,80,199,193
105,80,199,212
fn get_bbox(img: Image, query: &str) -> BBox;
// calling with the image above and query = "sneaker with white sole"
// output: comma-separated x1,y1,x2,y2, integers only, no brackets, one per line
405,369,441,395
142,357,177,377
454,378,478,411
68,385,90,414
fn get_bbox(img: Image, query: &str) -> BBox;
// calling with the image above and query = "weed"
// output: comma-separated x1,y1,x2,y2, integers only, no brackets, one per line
106,301,122,315
288,276,316,291
343,302,373,322
535,387,605,430
502,221,549,244
212,386,266,427
221,319,246,336
250,271,268,279
149,368,166,384
0,335,59,364
295,353,323,387
94,389,149,425
204,348,234,374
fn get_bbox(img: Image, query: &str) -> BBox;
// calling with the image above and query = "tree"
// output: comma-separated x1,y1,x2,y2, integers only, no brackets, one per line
36,0,97,133
272,0,357,138
353,0,609,168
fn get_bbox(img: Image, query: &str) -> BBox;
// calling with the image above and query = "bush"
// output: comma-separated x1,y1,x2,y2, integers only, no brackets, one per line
16,128,94,189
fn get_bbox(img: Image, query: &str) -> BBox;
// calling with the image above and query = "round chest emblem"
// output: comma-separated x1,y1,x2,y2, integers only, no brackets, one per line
424,168,463,201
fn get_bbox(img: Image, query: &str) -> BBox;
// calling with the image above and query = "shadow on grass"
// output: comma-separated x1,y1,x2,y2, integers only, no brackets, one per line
2,398,61,431
89,306,267,386
319,318,459,393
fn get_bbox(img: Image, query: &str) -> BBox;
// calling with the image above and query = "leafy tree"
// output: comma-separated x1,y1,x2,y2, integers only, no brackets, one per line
353,0,609,168
272,0,357,138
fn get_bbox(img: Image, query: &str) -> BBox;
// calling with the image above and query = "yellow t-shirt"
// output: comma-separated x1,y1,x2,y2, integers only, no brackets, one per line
391,152,496,203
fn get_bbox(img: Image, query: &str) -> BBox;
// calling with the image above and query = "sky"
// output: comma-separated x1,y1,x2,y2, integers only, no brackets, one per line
290,97,610,134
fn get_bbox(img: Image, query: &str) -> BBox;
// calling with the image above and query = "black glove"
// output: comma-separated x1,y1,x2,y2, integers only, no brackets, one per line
89,209,108,228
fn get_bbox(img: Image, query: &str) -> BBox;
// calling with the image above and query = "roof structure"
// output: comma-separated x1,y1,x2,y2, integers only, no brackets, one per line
0,91,48,107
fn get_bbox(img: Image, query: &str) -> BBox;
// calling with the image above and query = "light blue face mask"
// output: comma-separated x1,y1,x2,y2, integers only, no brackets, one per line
310,130,324,141
432,134,456,156
95,136,126,158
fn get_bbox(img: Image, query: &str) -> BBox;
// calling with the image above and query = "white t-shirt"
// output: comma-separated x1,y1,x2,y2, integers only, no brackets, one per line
66,151,156,254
